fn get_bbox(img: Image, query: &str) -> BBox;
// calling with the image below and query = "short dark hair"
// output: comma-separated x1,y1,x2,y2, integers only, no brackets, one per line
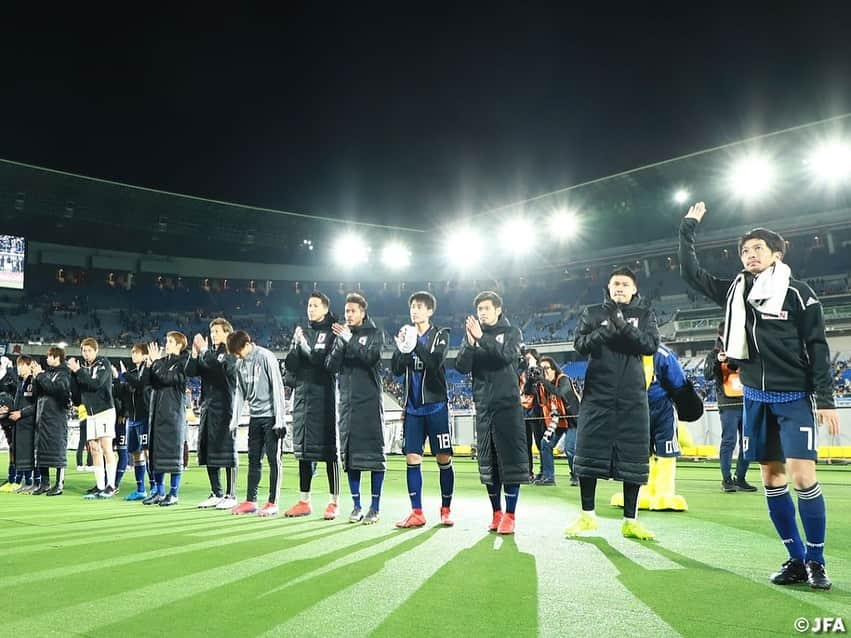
209,317,233,333
525,348,540,359
47,346,65,363
226,330,252,354
16,354,34,366
738,228,786,256
309,291,331,308
409,290,436,312
608,265,638,285
132,343,149,356
346,293,368,311
474,290,502,309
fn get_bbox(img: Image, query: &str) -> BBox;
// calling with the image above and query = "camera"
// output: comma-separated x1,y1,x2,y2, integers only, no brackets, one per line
528,365,543,381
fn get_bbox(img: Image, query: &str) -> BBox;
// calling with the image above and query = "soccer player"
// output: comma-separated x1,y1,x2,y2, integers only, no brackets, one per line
564,266,659,541
283,292,341,520
679,202,839,590
9,355,37,493
186,318,239,510
68,338,117,499
0,355,19,491
120,344,154,500
143,332,190,506
111,365,129,495
326,293,386,525
227,330,287,517
454,291,529,535
391,290,455,528
31,348,72,495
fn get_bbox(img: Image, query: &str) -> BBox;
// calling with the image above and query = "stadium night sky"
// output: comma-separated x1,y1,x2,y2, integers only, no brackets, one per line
2,5,850,231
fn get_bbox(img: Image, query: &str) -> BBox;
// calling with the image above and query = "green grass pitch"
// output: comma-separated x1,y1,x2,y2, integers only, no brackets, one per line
1,453,848,637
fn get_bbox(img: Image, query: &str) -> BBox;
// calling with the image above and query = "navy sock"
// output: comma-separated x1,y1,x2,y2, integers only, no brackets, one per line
154,472,166,496
39,467,49,485
134,463,146,492
765,484,805,561
406,463,423,510
796,483,826,564
486,482,502,512
579,476,597,512
504,484,520,514
115,449,128,489
33,469,41,486
370,471,385,512
438,460,454,508
7,462,14,483
148,463,156,492
169,473,182,497
348,470,361,509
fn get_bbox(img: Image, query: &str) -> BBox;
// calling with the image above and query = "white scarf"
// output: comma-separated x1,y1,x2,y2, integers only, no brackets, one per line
722,261,791,359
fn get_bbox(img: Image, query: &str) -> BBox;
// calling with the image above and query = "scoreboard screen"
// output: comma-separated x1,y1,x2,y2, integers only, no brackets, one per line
0,234,25,290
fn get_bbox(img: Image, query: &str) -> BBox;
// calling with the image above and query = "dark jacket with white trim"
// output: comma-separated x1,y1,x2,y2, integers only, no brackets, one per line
679,218,834,409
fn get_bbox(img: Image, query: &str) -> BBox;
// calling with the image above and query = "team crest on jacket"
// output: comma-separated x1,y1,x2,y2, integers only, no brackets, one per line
358,336,368,345
496,334,504,344
315,333,327,350
628,317,640,328
217,353,226,362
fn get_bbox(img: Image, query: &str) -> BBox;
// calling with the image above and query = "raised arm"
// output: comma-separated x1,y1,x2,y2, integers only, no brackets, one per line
679,202,733,306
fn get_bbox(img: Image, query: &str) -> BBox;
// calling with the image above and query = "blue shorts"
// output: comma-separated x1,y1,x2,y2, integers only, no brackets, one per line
114,421,127,450
743,396,818,462
649,400,680,458
403,405,452,456
126,419,149,454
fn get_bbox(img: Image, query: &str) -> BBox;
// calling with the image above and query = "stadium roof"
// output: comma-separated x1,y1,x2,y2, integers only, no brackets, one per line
2,114,849,272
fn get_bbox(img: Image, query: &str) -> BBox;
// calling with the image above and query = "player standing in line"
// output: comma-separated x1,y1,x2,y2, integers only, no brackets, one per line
0,355,19,491
680,202,839,590
564,267,659,540
326,293,386,525
68,338,116,499
9,355,37,492
187,318,240,510
391,291,455,528
228,330,288,517
120,344,154,500
283,292,341,520
143,332,190,507
31,348,72,495
454,291,529,535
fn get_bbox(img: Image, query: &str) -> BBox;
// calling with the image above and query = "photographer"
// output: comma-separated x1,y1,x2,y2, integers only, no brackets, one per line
519,348,544,482
534,356,581,486
703,321,755,493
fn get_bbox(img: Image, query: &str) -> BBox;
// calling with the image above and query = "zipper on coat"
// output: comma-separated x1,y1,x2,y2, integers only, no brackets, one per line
749,307,765,390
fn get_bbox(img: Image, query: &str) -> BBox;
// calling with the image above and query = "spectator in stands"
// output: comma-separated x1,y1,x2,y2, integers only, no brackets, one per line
680,202,839,590
703,322,756,494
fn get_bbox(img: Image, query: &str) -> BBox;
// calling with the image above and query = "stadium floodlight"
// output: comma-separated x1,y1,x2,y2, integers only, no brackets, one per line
548,209,581,240
381,241,411,269
332,233,369,266
445,227,482,267
806,141,851,186
728,154,775,201
499,217,535,254
673,189,690,205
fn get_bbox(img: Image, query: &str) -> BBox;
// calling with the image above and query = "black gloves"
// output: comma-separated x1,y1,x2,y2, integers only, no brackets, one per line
611,308,627,330
274,427,287,439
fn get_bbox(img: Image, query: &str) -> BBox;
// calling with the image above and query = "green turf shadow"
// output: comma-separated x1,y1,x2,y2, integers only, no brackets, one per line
576,536,840,637
372,533,538,638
